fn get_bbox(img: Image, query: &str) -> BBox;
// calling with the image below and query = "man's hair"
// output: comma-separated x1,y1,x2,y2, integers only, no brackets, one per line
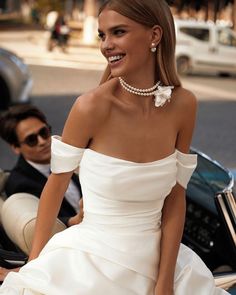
0,104,48,147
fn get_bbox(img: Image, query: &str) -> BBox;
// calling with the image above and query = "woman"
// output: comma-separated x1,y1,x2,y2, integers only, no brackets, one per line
0,0,229,294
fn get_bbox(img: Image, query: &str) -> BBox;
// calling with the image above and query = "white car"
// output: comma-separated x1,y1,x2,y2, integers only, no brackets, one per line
175,19,236,75
0,47,33,110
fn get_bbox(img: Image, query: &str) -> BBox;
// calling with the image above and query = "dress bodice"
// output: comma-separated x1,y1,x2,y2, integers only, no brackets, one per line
51,136,197,234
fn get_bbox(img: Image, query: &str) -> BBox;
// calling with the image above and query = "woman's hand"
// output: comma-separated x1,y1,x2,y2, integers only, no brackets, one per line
0,266,20,281
67,199,84,227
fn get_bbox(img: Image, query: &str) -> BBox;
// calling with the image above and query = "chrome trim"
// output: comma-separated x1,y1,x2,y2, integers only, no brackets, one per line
190,146,234,191
216,192,236,247
214,272,236,289
18,77,33,103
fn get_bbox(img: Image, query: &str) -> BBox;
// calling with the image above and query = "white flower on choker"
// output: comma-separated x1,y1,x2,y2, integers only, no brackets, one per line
154,86,174,107
118,77,174,108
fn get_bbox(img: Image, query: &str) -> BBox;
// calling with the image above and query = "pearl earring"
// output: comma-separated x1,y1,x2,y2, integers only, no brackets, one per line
151,43,157,53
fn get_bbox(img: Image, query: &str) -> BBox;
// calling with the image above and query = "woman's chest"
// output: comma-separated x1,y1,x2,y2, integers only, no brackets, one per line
92,108,179,162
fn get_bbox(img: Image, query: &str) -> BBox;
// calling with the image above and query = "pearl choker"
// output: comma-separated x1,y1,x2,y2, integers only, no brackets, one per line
118,77,174,107
119,77,160,94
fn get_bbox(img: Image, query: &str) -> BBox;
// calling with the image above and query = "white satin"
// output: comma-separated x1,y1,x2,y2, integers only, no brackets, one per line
0,137,229,295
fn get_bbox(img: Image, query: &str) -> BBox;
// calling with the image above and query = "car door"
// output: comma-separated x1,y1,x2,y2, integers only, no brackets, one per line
216,28,236,73
176,25,216,71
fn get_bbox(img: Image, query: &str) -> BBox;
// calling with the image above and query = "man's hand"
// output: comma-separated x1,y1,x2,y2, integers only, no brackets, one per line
67,199,84,227
0,266,20,281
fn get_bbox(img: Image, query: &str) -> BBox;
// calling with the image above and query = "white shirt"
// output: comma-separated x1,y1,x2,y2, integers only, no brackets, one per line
27,160,81,213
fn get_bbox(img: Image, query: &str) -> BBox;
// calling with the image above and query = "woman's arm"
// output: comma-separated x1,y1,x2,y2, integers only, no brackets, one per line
155,184,186,294
29,172,73,261
29,91,109,261
155,89,197,294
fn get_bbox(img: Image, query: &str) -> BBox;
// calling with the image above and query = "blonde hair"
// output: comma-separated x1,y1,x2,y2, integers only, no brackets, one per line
99,0,181,87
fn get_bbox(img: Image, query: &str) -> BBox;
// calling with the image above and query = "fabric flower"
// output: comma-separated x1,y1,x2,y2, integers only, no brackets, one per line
154,85,174,107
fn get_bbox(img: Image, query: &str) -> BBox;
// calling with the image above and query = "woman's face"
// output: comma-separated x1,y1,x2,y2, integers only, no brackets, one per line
98,9,156,80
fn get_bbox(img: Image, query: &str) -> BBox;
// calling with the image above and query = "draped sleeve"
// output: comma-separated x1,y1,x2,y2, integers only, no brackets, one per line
50,135,85,174
176,150,197,189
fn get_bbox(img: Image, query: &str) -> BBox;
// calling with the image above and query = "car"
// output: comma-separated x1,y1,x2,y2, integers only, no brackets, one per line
0,148,236,292
0,47,33,110
175,19,236,75
183,147,236,293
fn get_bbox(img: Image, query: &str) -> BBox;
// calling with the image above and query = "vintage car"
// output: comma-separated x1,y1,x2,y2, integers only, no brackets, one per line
0,47,32,110
0,147,236,292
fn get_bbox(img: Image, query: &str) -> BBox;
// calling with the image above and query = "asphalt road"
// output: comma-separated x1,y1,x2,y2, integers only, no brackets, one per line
0,65,236,178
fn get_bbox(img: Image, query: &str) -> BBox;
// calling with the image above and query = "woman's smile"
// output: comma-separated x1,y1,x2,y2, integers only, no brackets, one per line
107,54,125,66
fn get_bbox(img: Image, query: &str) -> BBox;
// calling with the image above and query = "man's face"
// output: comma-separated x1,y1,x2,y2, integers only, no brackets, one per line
13,117,51,164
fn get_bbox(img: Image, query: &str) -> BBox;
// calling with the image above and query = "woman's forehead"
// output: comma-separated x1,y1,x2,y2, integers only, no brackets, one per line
98,9,142,30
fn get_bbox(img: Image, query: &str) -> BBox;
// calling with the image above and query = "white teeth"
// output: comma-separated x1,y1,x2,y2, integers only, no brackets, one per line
108,55,123,62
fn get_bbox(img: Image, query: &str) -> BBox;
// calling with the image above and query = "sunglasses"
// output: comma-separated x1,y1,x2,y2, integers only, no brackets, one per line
19,126,51,147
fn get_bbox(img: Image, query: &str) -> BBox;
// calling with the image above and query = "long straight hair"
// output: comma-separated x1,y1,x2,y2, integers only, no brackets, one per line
99,0,181,87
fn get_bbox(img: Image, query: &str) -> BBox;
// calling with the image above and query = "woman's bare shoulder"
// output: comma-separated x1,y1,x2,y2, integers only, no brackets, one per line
172,86,197,110
62,79,117,147
172,87,198,151
73,78,117,117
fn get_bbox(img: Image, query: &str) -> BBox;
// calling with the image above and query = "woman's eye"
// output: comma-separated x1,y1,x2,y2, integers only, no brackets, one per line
114,29,125,36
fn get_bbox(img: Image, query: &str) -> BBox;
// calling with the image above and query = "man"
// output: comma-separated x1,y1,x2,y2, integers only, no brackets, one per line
0,104,82,227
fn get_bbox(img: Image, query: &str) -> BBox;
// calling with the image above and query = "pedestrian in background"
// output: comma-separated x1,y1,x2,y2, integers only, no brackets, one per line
47,12,70,53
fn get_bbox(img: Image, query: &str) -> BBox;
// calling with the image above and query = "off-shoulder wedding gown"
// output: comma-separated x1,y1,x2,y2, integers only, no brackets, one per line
0,136,228,294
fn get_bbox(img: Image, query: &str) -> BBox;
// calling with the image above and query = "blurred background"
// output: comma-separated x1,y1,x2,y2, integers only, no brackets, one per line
0,0,236,180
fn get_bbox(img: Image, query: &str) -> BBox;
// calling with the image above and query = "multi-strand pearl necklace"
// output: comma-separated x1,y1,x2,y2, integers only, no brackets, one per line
118,77,160,97
118,77,174,107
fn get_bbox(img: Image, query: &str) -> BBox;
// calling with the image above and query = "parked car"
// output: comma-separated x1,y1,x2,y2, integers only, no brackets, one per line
0,148,236,292
0,47,33,110
175,19,236,75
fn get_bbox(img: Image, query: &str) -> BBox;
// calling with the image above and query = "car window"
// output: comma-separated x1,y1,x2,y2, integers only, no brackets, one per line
179,27,210,41
218,29,236,47
187,152,232,214
191,153,231,194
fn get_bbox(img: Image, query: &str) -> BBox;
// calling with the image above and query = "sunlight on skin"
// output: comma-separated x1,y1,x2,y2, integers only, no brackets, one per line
0,267,20,281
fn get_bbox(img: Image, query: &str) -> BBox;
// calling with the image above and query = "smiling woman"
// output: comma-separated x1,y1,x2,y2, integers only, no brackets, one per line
0,1,230,295
99,0,181,86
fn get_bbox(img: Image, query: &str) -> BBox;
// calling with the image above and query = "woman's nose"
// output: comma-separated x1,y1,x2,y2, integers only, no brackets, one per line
101,36,115,51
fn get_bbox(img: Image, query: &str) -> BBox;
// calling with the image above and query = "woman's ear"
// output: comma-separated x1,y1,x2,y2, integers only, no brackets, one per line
151,25,163,46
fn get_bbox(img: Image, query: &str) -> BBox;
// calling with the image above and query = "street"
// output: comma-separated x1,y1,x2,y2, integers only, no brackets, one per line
0,30,236,177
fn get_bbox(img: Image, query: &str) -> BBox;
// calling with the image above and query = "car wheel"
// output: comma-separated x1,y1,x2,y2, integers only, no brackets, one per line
0,78,10,110
177,56,190,75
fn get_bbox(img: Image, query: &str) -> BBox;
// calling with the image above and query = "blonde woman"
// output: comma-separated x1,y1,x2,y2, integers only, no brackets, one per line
0,0,229,294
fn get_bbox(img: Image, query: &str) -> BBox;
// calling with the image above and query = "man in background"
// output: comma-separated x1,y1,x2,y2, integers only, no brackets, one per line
0,104,82,227
0,105,84,280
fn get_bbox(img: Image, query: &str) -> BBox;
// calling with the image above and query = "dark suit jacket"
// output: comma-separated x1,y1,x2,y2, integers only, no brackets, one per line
5,155,82,226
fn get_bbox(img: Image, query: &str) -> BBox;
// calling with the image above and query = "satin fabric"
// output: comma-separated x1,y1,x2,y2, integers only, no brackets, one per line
0,136,229,294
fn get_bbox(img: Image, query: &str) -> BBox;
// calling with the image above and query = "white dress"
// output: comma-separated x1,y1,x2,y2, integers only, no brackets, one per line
0,136,229,295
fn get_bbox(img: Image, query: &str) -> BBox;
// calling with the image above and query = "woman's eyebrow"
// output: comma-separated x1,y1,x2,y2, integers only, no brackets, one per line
98,24,129,33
